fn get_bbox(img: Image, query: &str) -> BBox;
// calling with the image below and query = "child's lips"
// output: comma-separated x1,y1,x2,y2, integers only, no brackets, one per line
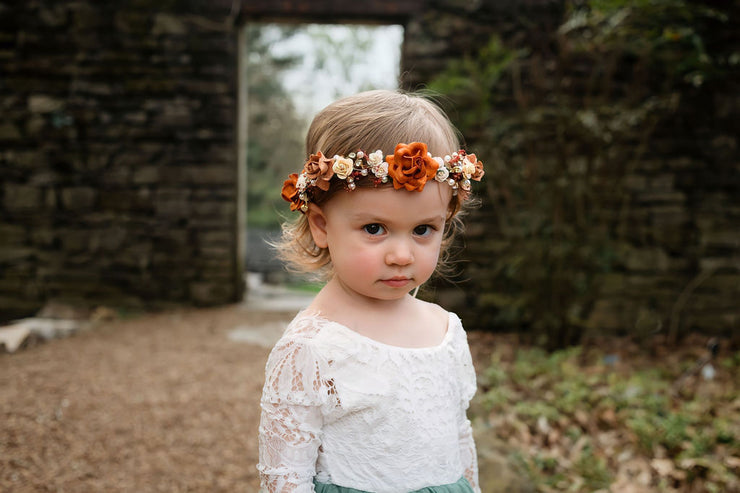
381,276,411,288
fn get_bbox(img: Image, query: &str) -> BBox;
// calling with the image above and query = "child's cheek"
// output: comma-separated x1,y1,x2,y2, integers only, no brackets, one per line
350,248,381,279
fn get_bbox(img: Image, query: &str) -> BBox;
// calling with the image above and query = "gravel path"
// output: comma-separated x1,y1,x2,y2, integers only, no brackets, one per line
1,288,311,493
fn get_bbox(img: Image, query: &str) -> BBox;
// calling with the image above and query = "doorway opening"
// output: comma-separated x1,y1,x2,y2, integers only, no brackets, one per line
239,23,403,291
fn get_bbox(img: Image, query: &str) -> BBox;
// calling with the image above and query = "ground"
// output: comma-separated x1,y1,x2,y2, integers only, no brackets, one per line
1,287,311,493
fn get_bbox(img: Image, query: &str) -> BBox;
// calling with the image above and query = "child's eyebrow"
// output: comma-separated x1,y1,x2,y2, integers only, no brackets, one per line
417,215,447,224
348,213,446,224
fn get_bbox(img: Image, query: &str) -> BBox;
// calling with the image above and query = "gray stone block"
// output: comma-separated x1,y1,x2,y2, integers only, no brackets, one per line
61,187,96,210
4,184,42,211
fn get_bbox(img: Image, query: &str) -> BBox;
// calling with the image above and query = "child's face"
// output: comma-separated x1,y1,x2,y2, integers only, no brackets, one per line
311,182,451,303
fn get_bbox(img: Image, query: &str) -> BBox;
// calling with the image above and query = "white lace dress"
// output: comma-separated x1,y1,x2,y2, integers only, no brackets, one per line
257,310,480,493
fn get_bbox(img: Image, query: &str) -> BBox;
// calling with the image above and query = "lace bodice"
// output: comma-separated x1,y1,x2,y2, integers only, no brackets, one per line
258,310,480,493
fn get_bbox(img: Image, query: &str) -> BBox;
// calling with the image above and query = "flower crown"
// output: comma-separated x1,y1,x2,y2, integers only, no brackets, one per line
281,142,484,213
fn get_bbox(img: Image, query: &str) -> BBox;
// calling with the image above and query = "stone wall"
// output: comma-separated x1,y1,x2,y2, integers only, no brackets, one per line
0,1,242,320
400,0,739,338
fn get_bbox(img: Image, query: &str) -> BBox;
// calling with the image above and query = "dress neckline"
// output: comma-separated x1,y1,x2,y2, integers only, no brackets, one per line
298,310,457,352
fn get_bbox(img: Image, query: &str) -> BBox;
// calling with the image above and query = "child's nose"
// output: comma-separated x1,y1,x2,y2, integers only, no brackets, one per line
385,239,414,266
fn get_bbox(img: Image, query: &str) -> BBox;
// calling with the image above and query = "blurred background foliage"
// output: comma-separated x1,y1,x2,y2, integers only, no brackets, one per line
429,0,736,349
245,25,305,229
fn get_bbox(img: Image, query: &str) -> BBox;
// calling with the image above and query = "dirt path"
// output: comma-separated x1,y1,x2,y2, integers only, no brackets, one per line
1,290,310,492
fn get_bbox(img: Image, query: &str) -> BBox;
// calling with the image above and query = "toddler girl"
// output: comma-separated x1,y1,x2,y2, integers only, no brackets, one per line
258,90,484,493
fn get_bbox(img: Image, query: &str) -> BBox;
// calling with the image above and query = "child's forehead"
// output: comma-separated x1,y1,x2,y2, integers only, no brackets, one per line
325,182,452,220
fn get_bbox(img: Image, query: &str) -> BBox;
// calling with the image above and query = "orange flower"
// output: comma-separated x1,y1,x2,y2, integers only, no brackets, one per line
472,159,485,181
281,173,302,211
386,142,439,192
465,154,485,181
303,152,334,191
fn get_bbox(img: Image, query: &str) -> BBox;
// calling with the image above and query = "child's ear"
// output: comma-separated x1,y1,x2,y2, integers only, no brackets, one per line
306,204,329,248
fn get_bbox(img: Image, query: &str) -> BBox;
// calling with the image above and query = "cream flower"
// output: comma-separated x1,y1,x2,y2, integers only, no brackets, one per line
367,150,384,167
462,159,477,179
372,161,389,179
296,173,308,192
332,156,354,180
435,165,449,182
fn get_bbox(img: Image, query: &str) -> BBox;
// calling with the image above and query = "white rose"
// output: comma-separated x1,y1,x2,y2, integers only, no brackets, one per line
296,173,308,191
332,156,354,180
462,160,476,179
435,166,450,182
367,150,384,167
372,161,388,179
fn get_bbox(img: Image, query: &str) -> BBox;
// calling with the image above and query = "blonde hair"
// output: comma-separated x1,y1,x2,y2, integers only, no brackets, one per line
276,89,471,279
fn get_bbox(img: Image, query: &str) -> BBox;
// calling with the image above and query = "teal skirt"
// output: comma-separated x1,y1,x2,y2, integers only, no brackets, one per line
314,476,473,493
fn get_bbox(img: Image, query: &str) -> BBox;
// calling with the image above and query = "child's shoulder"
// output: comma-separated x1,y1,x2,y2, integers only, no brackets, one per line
276,309,365,346
266,311,334,367
275,310,332,344
412,297,458,328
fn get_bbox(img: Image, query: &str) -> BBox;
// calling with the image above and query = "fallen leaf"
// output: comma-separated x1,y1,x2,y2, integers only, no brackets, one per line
725,456,740,469
651,458,675,476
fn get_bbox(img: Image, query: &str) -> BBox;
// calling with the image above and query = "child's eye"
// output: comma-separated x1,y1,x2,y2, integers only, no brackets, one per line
413,225,434,236
363,223,385,235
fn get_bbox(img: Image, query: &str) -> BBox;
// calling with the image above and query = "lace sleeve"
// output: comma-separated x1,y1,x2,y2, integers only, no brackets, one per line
258,337,328,493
